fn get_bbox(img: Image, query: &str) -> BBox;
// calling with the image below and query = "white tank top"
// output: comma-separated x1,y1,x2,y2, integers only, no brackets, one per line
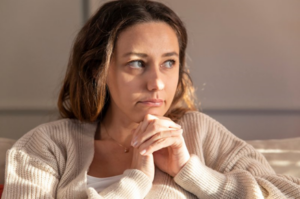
86,174,124,192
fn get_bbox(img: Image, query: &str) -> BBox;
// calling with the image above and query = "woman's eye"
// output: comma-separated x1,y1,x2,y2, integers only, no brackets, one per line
162,60,175,68
128,60,144,68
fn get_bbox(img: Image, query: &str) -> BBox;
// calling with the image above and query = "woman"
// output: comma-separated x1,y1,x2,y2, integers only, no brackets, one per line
2,0,300,198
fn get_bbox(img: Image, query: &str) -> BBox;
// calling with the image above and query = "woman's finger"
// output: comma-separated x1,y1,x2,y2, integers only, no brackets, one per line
143,114,181,130
138,129,183,155
132,114,156,146
133,118,181,147
139,135,183,156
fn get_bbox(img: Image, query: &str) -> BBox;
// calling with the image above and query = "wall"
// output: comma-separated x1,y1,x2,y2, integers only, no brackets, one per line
0,0,82,139
169,0,300,140
1,0,299,140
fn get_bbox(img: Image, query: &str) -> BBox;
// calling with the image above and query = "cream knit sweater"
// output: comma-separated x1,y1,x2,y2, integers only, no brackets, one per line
2,112,300,198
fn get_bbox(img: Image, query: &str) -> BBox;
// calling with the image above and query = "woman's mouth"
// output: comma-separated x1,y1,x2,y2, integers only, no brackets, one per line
138,99,164,107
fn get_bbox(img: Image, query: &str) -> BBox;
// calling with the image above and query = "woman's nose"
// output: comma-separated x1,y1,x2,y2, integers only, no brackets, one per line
146,67,165,91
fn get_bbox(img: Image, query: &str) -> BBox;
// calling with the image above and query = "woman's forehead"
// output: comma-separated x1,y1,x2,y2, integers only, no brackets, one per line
114,22,180,57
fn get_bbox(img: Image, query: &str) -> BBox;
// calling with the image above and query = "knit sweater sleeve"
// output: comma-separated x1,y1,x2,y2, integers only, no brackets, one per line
174,112,300,199
2,121,152,199
2,132,61,199
3,149,152,199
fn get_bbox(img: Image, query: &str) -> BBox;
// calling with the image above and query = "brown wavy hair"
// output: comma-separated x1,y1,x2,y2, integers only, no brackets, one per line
58,0,198,122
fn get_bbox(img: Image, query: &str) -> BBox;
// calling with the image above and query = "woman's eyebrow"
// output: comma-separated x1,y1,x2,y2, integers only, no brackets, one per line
162,52,179,57
123,52,147,58
122,51,179,58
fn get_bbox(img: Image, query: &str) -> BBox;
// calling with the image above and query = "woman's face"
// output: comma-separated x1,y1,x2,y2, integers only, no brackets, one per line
106,22,180,122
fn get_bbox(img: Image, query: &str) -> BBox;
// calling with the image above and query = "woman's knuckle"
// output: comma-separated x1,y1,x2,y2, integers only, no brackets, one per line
157,138,166,145
152,119,159,125
155,132,162,139
148,144,155,151
152,124,159,132
145,114,151,120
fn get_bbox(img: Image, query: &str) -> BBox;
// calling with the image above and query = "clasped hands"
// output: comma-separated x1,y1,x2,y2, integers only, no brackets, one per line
130,114,190,181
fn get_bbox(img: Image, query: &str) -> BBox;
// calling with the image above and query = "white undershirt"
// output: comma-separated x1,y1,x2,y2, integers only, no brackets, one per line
87,174,124,192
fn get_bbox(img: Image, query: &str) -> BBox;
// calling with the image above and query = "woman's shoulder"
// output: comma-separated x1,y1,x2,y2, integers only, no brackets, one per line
12,118,97,151
180,111,225,129
179,111,235,138
5,119,97,179
180,111,246,146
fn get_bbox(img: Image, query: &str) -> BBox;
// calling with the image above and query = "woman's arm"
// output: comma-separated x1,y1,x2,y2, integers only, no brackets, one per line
173,112,300,198
3,149,152,199
2,149,59,198
174,153,300,198
2,121,153,199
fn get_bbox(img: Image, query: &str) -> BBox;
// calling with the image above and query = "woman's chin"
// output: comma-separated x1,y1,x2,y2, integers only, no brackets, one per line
133,108,166,122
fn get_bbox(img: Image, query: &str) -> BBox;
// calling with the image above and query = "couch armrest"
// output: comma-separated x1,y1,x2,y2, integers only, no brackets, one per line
247,137,300,178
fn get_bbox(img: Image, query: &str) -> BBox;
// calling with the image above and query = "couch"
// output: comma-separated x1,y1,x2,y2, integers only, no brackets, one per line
1,137,300,192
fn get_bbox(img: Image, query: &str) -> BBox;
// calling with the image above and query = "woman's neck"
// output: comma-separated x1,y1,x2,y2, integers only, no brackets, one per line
99,107,139,147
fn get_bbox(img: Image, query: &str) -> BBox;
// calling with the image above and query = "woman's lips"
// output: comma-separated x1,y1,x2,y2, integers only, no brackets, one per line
138,99,164,107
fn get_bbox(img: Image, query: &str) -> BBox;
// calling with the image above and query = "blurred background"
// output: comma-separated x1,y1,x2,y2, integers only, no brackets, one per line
0,0,299,140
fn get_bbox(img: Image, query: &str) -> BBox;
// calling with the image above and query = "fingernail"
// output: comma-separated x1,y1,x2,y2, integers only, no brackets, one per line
140,149,146,155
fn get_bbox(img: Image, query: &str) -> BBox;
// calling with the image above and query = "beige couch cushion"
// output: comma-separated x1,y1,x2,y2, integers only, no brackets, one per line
247,137,300,178
0,138,15,184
